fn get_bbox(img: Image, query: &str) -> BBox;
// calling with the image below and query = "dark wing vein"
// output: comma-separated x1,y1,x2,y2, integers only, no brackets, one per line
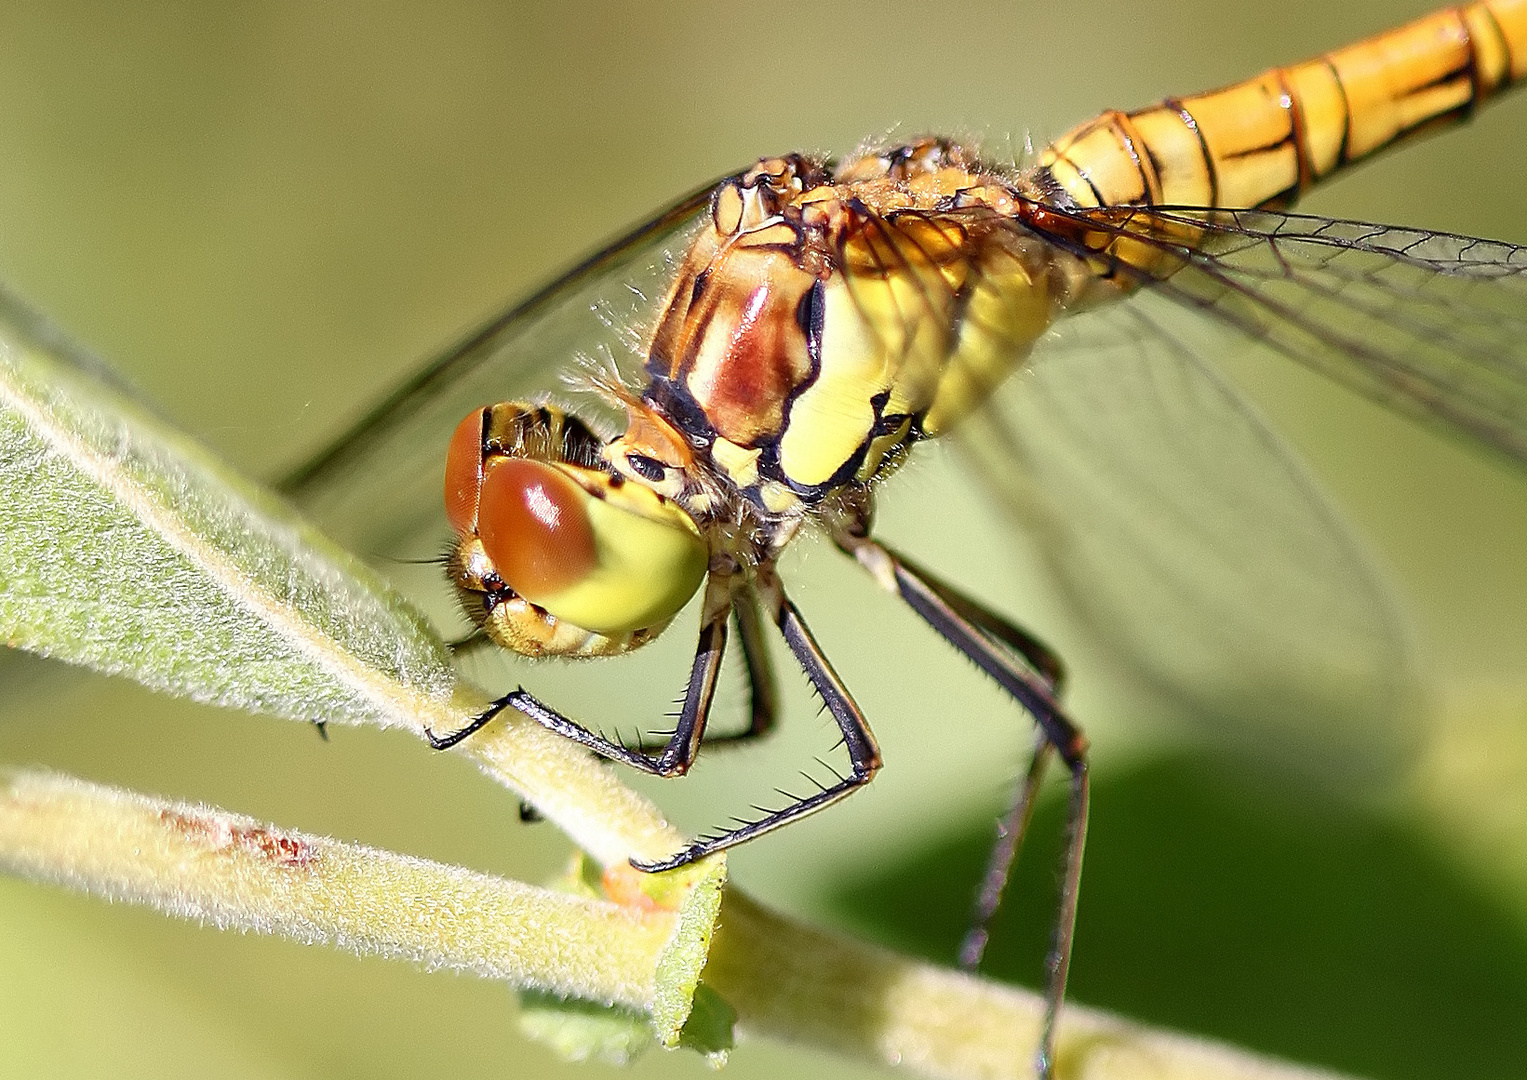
1048,204,1527,467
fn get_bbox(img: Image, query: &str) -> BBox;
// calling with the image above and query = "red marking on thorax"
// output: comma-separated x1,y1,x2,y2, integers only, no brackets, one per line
688,274,812,446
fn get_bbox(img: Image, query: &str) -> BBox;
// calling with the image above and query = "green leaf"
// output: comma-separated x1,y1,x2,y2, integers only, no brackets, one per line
650,854,728,1047
516,991,656,1066
0,288,457,730
0,289,687,871
676,982,736,1059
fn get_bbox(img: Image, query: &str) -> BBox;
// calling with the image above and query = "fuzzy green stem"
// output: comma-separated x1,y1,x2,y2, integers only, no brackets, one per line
0,766,1376,1080
704,892,1364,1080
0,768,675,1008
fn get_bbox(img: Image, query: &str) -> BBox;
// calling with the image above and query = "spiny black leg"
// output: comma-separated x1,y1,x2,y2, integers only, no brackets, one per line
886,548,1066,693
312,721,329,741
731,585,780,742
838,532,1087,1080
421,574,732,777
838,535,1085,766
635,586,780,754
632,577,882,872
421,700,503,750
959,730,1051,968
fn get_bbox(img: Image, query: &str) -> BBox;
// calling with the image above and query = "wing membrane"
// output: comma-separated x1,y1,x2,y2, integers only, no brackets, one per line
280,181,716,556
961,292,1420,775
1066,205,1527,465
960,204,1527,772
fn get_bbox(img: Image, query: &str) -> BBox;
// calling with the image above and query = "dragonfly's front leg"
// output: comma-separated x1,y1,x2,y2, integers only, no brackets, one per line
422,573,735,779
836,528,1088,1080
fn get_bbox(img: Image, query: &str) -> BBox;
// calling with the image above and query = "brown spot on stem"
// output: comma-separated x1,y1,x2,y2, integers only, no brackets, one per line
159,809,316,868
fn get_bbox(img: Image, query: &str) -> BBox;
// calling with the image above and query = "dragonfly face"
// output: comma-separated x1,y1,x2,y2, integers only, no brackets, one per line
443,402,708,659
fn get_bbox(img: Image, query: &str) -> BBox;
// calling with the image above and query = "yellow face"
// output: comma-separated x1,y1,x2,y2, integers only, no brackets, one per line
444,405,708,657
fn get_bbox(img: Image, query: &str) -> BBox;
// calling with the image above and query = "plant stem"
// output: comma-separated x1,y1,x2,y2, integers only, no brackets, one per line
704,891,1363,1080
0,766,1370,1080
0,768,674,1008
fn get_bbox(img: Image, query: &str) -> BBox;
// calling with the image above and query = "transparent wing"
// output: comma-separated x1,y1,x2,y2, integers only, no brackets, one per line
960,290,1422,777
1066,205,1527,466
958,205,1527,773
280,181,716,556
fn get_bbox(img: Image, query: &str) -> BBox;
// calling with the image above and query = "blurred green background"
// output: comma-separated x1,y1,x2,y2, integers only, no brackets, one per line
2,1,1526,1078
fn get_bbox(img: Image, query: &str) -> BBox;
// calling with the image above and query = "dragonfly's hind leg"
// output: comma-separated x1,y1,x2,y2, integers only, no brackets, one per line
835,529,1088,1080
873,546,1067,694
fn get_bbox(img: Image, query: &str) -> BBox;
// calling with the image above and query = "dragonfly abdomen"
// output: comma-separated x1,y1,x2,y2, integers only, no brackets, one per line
1041,0,1527,211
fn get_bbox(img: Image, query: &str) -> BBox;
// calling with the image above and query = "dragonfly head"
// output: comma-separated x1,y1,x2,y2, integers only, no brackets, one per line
602,394,697,499
444,404,709,658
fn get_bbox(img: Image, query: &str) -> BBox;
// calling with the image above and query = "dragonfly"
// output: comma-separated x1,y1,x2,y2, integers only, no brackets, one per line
284,3,1527,1075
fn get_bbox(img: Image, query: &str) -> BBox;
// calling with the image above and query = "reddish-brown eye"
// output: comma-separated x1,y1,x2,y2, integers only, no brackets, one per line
444,409,487,535
477,458,598,601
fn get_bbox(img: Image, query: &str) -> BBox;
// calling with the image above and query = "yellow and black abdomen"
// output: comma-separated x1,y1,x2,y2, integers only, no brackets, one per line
1042,0,1527,212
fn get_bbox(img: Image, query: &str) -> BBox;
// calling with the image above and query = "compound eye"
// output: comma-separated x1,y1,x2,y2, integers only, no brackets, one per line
474,458,708,637
444,409,488,535
477,459,598,601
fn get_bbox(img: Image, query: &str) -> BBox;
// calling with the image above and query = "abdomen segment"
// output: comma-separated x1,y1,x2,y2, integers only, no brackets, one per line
1041,0,1527,210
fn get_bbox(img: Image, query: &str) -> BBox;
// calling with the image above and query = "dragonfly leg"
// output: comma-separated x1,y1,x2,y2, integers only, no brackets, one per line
875,546,1066,693
959,728,1052,968
837,531,1088,1080
631,573,882,873
633,584,779,753
445,627,493,655
444,592,774,758
422,574,734,779
727,585,781,743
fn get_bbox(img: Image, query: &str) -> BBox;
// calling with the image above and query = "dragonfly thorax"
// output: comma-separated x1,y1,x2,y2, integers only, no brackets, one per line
638,139,1073,518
